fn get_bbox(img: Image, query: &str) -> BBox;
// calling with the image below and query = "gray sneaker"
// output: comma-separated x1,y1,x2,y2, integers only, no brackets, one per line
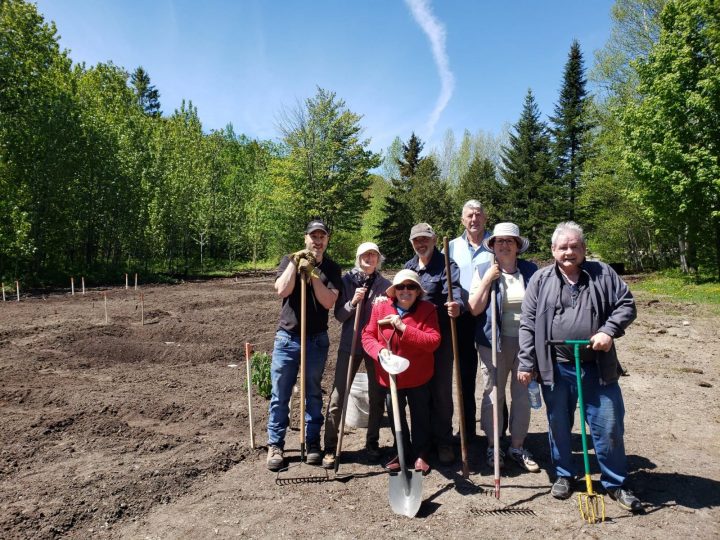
306,442,322,465
608,487,642,513
267,445,284,471
551,476,573,499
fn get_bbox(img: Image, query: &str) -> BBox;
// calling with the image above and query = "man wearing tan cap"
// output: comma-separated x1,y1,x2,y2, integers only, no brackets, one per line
404,223,464,464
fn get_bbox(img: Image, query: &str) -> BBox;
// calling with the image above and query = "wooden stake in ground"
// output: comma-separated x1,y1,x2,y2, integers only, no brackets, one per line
134,273,138,290
82,277,85,295
2,282,5,302
16,280,20,302
245,342,255,449
104,292,108,324
140,293,145,326
71,277,75,296
125,274,128,290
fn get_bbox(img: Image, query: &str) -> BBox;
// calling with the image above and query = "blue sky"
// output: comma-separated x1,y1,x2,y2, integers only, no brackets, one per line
34,0,614,154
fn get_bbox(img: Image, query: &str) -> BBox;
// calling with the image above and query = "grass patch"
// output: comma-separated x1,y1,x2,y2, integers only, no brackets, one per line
632,271,720,314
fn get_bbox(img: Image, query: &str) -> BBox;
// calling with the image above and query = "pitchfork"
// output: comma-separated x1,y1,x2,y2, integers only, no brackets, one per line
547,339,605,524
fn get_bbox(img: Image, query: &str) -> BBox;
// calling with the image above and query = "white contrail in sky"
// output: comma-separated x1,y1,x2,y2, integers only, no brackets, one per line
404,0,454,139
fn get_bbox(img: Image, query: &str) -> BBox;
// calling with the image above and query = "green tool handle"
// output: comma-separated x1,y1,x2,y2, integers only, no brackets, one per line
546,339,594,492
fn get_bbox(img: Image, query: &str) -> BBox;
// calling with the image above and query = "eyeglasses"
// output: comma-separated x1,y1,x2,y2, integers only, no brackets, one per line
395,283,419,291
494,238,517,245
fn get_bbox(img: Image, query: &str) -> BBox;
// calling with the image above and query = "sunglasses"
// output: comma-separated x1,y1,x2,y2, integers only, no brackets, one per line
395,283,419,291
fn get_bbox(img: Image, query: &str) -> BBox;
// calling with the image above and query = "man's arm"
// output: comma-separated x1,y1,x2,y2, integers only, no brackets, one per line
274,258,296,298
310,273,339,310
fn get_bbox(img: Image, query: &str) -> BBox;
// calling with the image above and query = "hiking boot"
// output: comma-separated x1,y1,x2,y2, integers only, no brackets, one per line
414,455,431,475
306,442,322,465
438,444,455,464
266,445,284,471
551,476,573,500
322,449,336,469
365,442,382,462
486,447,505,468
608,487,643,513
384,455,401,473
508,446,540,473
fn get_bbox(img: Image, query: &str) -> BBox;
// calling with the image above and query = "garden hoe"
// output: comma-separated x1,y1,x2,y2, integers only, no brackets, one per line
490,265,501,499
380,322,423,518
333,288,365,474
547,339,606,524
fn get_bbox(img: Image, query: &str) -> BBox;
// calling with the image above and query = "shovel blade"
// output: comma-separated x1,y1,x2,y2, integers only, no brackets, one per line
388,471,423,517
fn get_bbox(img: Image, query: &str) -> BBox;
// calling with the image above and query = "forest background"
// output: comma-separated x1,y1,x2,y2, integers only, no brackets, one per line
1,0,718,286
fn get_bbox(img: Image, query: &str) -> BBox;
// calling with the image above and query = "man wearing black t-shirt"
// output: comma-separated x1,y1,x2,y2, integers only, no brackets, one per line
266,219,342,471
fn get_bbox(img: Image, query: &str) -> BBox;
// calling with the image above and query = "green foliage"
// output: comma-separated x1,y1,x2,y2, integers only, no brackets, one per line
250,352,272,399
278,87,381,236
622,0,720,277
500,90,562,254
550,40,593,220
130,66,161,117
456,156,503,224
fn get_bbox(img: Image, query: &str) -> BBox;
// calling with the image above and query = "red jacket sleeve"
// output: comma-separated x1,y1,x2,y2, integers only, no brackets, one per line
361,302,383,360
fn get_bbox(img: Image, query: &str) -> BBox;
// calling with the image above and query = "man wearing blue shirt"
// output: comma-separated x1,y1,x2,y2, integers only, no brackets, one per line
447,200,493,439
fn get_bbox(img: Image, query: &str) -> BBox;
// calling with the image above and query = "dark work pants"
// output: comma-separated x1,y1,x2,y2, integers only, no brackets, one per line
456,313,479,436
383,382,431,461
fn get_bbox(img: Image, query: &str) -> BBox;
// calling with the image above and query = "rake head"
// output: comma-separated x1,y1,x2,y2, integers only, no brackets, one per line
578,492,606,524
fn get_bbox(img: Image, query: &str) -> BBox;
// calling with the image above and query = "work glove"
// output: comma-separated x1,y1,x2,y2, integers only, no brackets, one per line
297,257,320,282
289,249,315,267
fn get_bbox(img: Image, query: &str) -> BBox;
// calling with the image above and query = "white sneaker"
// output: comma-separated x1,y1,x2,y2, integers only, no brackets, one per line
509,447,540,472
486,447,505,468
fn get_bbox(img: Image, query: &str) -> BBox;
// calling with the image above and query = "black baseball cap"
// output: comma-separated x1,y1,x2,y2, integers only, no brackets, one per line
305,219,329,235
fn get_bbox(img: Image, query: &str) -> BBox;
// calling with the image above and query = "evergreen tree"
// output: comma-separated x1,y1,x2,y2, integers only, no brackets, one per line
500,90,558,252
397,132,424,179
130,66,161,117
550,40,592,220
456,156,504,224
405,156,456,239
378,133,425,263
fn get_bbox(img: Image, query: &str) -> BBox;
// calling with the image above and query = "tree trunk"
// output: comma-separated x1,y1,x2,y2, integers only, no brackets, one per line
678,233,689,273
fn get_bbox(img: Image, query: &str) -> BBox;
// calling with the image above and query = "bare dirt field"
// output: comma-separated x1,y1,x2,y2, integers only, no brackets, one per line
1,274,719,539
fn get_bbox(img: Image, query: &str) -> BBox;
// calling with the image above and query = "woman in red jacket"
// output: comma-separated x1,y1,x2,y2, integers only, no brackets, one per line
362,269,441,474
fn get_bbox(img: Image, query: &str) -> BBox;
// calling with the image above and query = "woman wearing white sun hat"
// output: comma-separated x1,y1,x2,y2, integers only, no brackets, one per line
468,223,540,473
322,242,391,469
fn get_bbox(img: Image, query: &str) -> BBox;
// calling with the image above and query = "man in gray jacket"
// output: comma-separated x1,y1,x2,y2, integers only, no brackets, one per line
517,221,642,513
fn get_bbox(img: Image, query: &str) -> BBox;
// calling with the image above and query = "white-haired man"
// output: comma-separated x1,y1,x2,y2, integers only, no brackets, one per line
447,200,493,439
517,221,642,513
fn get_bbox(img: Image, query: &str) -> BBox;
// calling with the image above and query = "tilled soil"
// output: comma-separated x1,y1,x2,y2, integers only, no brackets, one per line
0,276,718,539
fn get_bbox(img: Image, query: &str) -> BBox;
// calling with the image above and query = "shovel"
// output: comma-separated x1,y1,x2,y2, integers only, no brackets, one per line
547,339,606,524
379,322,423,517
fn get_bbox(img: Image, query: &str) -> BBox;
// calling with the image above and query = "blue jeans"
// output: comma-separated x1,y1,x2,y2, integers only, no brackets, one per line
267,329,329,449
542,361,627,489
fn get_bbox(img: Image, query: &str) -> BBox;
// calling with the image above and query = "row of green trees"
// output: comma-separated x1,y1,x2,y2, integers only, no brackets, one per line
1,0,718,283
